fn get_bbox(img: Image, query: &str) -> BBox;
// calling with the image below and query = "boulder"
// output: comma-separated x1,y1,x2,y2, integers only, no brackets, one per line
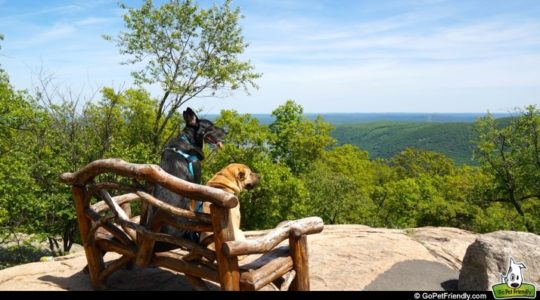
68,243,84,255
458,231,540,291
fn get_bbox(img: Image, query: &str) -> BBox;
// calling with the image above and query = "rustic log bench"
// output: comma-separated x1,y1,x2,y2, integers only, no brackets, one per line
59,158,324,291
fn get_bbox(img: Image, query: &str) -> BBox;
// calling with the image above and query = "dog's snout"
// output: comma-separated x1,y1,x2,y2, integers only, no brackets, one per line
244,173,260,190
511,283,519,288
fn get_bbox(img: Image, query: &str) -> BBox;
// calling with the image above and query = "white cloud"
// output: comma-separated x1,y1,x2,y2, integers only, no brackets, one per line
245,17,540,64
30,24,76,45
0,4,82,23
75,17,114,26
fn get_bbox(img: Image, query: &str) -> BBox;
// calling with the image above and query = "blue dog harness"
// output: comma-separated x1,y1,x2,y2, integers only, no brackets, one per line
167,135,203,214
172,148,199,180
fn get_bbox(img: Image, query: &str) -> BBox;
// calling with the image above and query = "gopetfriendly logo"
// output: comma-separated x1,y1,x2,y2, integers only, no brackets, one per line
491,257,536,299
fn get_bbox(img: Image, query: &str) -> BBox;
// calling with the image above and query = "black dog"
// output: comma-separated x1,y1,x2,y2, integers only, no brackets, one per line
148,108,226,251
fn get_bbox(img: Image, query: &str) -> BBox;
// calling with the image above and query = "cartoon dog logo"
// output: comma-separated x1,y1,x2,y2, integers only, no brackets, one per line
492,257,536,299
500,257,527,289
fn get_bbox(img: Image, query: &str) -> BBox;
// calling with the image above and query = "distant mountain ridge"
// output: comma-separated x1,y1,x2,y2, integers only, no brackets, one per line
203,113,513,165
204,112,512,125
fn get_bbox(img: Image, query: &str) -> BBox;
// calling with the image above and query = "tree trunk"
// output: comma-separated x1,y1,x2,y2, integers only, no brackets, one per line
509,194,533,232
47,237,63,257
63,219,77,253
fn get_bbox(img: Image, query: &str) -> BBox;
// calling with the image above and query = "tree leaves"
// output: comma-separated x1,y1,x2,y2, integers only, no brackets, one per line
108,0,261,153
473,106,540,232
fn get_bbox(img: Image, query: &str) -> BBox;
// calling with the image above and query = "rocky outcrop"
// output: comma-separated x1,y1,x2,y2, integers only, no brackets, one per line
307,225,477,290
0,225,478,291
458,231,540,291
406,227,477,270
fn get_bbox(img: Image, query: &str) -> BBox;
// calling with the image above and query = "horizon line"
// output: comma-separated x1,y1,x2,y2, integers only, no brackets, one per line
201,111,516,115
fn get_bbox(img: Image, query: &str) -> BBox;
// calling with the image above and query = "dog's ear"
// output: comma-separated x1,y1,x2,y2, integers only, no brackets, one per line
183,108,199,127
238,171,245,181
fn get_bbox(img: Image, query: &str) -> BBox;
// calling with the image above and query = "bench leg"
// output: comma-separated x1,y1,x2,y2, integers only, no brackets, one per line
289,234,310,291
210,205,240,291
73,186,106,290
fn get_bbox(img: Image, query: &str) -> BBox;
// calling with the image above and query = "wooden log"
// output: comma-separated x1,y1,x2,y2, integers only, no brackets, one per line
121,202,132,219
95,239,137,258
83,189,93,207
86,215,115,249
85,208,133,246
140,200,148,226
134,209,169,268
182,234,215,262
159,211,213,233
135,217,159,268
289,234,309,291
117,217,216,262
59,159,238,208
92,193,140,213
98,190,130,220
98,255,133,283
280,270,296,291
152,252,218,283
95,229,114,242
136,191,212,224
240,253,293,291
210,205,240,291
223,217,324,257
97,190,137,242
72,186,105,290
130,215,140,223
138,201,148,245
133,192,212,265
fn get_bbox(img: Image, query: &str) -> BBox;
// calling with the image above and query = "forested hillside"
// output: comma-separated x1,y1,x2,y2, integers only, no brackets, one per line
333,122,475,164
332,118,514,165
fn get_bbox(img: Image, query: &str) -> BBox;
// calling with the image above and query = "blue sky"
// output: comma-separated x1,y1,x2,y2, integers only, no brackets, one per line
1,0,539,113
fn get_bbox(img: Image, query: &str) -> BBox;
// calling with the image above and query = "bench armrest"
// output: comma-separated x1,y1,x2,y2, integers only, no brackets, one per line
222,217,324,257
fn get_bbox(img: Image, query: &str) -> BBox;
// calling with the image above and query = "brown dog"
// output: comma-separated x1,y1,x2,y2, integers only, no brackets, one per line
193,163,259,255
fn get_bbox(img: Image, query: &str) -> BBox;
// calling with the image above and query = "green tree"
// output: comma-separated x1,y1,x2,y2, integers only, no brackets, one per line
414,174,482,229
302,145,378,225
303,161,360,224
0,65,40,240
0,60,78,256
377,178,421,228
269,100,335,174
105,0,261,153
82,87,178,164
473,107,540,232
391,147,455,179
